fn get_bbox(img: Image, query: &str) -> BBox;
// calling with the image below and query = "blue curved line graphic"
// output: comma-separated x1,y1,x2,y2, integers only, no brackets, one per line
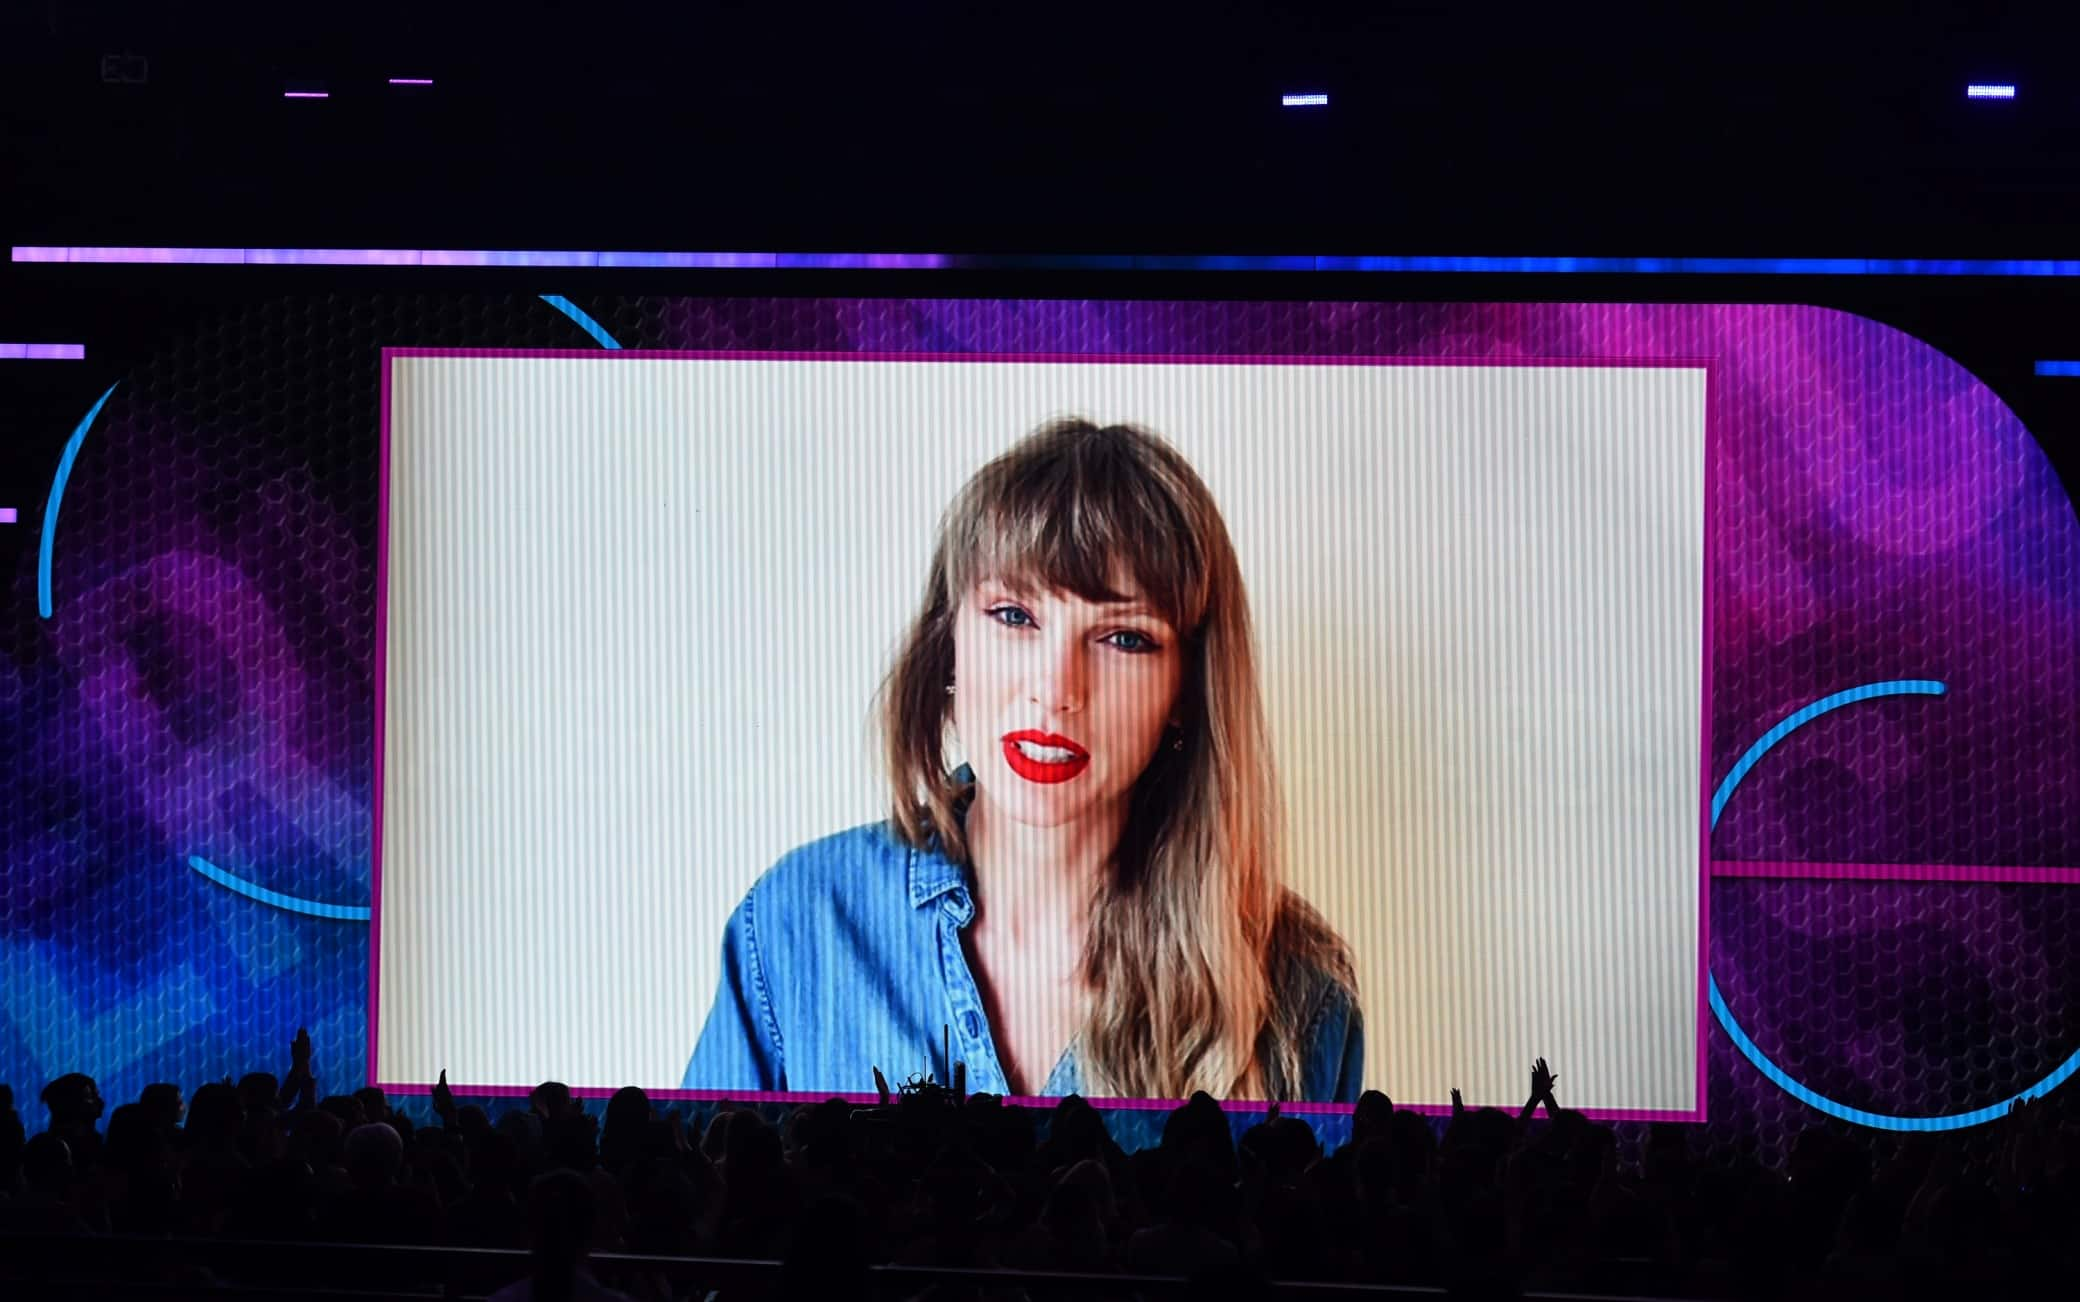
1710,680,1945,828
187,856,370,921
38,382,118,619
1710,677,2080,1129
190,296,616,925
539,294,622,349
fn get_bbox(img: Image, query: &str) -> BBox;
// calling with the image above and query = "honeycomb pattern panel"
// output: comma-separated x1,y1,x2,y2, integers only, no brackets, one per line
1,293,2075,1168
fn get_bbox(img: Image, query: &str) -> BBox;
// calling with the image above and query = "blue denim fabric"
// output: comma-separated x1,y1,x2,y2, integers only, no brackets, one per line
683,822,1365,1102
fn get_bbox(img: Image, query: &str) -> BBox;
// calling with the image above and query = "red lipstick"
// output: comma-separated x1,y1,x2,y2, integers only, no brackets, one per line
1000,729,1091,784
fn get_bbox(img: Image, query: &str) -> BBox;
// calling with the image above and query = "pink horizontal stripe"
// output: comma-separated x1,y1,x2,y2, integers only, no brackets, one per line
0,342,85,359
1712,859,2080,884
384,346,1710,369
372,1080,1697,1122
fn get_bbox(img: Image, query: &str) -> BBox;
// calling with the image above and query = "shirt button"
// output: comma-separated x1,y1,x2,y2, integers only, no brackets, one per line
961,1011,982,1039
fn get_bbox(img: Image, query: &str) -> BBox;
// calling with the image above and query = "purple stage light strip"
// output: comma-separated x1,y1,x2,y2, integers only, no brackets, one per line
0,342,85,359
32,246,2080,276
0,508,17,524
388,78,434,86
1712,860,2080,885
283,91,330,99
7,247,954,268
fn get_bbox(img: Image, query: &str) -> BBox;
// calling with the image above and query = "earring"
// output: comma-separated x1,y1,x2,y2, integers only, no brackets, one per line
1170,731,1185,752
945,681,955,696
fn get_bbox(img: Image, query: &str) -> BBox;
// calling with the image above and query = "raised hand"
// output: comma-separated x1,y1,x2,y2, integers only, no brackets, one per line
279,1027,317,1112
873,1066,891,1105
1531,1058,1559,1104
432,1068,456,1120
1451,1087,1464,1118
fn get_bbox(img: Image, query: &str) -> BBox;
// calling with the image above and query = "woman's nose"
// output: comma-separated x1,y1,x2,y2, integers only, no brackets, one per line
1029,636,1085,713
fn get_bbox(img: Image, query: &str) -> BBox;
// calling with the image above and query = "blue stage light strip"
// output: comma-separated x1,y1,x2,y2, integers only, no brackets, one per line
2034,361,2080,376
20,247,2080,276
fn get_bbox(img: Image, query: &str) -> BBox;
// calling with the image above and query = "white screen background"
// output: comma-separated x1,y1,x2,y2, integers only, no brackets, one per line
377,354,1707,1112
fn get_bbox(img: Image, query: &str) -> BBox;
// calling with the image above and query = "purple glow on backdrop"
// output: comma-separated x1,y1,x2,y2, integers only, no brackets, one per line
0,343,85,360
7,294,2079,1149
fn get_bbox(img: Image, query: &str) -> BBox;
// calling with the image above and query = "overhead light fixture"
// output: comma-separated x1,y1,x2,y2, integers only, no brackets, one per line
1281,92,1329,108
1966,83,2017,99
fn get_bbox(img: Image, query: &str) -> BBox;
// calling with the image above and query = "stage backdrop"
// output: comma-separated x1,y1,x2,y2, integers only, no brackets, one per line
4,296,2078,1146
375,353,1707,1113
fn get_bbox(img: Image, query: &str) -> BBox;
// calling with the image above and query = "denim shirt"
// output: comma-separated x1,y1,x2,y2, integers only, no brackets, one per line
684,821,1365,1102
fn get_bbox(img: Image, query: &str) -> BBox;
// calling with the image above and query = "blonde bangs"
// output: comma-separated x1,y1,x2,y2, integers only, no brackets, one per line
940,418,1214,637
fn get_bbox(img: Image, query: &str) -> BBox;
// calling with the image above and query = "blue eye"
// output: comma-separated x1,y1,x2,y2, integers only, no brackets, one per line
1105,630,1160,654
987,605,1035,629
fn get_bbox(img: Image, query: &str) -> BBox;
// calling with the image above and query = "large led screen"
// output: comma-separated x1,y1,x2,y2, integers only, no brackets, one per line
373,352,1709,1113
8,292,2078,1147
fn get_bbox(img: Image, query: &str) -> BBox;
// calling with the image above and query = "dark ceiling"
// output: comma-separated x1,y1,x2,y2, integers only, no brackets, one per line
4,1,2078,254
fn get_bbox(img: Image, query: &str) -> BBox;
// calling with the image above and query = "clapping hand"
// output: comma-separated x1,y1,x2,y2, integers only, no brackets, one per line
1531,1058,1559,1105
279,1027,316,1111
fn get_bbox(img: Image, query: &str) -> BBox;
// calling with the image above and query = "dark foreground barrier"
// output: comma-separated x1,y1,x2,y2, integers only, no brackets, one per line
0,1233,1710,1301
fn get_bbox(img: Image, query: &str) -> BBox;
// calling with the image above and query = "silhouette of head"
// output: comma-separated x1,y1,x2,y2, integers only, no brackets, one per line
530,1081,573,1120
22,1132,74,1195
40,1073,102,1129
138,1083,184,1129
344,1122,404,1191
525,1168,597,1282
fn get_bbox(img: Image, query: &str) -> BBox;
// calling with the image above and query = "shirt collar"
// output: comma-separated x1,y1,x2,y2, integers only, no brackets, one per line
907,767,975,911
907,840,969,910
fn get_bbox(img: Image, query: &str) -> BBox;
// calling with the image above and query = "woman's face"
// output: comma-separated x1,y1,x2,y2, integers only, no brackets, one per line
951,573,1186,835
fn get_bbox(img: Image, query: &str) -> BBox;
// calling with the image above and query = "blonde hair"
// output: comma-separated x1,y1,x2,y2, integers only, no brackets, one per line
882,417,1354,1099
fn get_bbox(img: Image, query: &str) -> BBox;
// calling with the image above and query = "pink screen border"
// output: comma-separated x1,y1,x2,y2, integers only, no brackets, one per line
371,346,1719,1124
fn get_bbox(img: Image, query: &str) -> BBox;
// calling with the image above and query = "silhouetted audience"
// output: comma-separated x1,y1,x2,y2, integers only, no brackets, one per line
5,1036,2076,1300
